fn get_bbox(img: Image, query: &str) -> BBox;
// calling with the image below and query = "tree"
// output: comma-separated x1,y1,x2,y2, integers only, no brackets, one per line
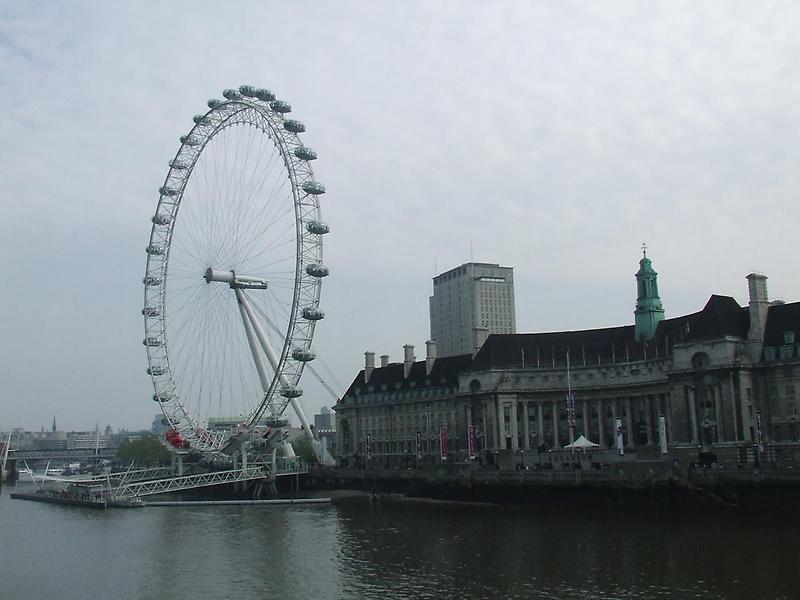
292,436,316,464
116,436,171,466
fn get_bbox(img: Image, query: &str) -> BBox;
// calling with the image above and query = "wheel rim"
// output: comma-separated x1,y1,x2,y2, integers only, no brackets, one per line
143,88,327,454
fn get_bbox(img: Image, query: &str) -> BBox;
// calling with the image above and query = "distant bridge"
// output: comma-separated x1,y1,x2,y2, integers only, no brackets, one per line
8,448,116,462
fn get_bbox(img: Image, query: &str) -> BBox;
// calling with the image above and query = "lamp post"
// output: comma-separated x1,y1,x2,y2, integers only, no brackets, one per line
520,448,525,471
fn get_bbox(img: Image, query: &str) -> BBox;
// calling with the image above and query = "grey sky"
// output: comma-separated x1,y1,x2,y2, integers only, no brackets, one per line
1,1,798,432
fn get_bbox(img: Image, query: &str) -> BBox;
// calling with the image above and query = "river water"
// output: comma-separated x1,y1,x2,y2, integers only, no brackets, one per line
1,483,797,600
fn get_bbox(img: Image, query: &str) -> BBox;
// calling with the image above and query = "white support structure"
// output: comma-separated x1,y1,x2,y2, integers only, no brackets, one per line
236,288,320,461
111,467,267,500
237,291,273,398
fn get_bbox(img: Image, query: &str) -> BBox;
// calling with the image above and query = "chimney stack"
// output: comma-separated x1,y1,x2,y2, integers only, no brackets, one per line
380,354,390,368
364,351,375,383
425,340,437,375
747,273,769,341
403,344,415,378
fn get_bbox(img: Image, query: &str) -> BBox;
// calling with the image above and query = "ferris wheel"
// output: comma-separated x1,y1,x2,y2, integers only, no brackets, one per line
142,85,329,456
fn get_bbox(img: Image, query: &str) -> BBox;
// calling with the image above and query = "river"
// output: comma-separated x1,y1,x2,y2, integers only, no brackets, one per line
0,483,797,599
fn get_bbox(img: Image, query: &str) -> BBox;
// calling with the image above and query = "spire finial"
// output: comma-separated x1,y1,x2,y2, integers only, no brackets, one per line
641,242,647,258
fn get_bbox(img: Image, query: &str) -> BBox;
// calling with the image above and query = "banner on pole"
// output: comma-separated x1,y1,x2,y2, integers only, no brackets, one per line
415,431,422,459
756,410,765,453
440,426,448,461
615,417,625,456
468,425,477,459
366,433,372,460
565,392,576,428
658,415,668,455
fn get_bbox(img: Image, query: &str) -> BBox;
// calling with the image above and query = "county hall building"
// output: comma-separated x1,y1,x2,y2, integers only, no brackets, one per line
334,254,800,468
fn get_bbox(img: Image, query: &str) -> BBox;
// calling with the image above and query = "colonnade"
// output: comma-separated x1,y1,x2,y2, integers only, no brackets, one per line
476,393,670,451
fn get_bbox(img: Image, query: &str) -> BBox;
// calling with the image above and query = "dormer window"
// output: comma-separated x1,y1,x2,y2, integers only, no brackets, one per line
784,331,796,345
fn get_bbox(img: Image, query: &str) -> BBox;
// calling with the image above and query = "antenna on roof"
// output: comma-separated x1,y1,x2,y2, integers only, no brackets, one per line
470,242,474,263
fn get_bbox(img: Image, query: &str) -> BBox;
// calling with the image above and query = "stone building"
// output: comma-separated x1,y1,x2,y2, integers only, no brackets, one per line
335,253,800,467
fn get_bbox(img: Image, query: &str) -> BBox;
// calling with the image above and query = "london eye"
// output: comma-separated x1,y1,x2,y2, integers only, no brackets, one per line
142,85,329,458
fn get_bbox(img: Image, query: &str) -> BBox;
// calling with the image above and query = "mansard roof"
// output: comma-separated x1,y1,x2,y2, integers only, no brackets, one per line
471,295,749,369
656,294,749,342
341,295,757,394
343,353,473,397
763,301,800,347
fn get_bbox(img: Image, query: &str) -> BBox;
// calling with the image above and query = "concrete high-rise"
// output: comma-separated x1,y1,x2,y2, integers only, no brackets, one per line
429,262,516,357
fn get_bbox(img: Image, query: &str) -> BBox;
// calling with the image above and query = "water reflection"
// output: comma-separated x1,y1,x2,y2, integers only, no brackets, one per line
1,486,798,600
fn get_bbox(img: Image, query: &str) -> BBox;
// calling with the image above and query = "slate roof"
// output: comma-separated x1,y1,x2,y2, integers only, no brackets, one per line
470,295,750,370
763,301,800,347
343,353,473,397
341,295,765,394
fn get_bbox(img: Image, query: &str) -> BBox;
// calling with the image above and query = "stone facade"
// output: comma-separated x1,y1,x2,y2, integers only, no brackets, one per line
336,261,800,467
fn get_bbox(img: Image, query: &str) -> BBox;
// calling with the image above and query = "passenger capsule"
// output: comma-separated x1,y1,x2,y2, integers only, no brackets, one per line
159,186,179,197
284,120,305,133
146,245,165,256
302,181,325,195
152,393,172,403
255,88,275,102
193,115,213,126
280,385,303,399
169,159,188,170
152,214,171,226
305,263,329,278
222,89,241,100
143,337,162,347
264,415,290,429
270,100,291,113
147,366,165,376
294,146,317,161
292,348,316,362
301,307,325,321
180,135,200,146
239,85,257,97
143,276,161,286
142,306,161,317
306,220,329,235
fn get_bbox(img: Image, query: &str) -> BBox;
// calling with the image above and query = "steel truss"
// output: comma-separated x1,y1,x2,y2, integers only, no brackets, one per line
111,467,267,500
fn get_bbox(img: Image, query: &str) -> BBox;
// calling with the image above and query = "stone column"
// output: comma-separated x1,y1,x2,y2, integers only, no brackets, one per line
497,396,505,450
481,400,488,450
537,402,544,443
611,399,618,439
714,384,724,442
625,397,633,448
597,399,605,446
510,397,519,451
552,400,559,448
522,401,530,449
644,395,653,445
729,372,740,441
688,386,699,443
738,371,754,442
582,400,589,439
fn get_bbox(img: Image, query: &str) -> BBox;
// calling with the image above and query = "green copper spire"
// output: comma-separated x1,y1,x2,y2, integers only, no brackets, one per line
634,243,665,342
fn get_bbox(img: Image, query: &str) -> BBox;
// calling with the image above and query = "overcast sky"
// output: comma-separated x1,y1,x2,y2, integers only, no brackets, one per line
2,1,799,432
